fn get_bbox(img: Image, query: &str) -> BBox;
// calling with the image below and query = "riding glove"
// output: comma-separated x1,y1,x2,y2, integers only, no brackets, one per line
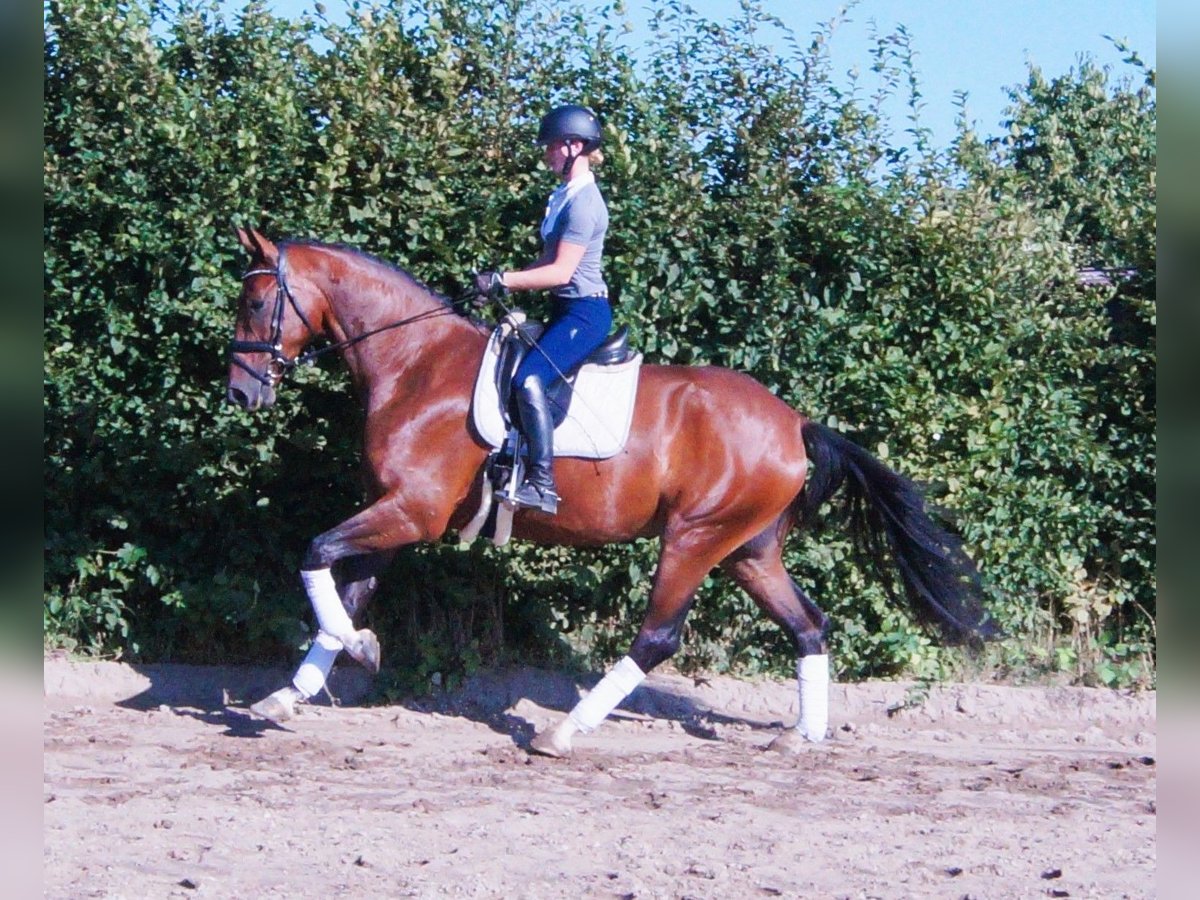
473,270,507,306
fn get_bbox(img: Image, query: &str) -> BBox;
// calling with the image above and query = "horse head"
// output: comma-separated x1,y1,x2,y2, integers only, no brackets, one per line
227,227,324,410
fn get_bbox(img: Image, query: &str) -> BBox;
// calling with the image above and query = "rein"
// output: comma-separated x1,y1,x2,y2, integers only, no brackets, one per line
228,248,477,386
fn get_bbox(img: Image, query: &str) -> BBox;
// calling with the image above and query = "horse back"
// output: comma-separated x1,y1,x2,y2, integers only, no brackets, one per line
518,363,809,545
638,363,809,504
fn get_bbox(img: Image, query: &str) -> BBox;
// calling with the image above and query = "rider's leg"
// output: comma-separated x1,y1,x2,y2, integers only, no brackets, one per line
509,373,559,513
503,297,611,514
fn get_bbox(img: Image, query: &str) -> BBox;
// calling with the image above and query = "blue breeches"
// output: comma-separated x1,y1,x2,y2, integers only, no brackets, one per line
515,296,612,389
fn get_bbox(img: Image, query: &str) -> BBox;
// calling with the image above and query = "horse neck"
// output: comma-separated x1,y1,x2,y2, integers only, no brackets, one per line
298,245,479,403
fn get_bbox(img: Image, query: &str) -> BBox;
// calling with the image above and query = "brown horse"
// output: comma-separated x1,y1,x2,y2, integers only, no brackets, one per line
226,227,993,756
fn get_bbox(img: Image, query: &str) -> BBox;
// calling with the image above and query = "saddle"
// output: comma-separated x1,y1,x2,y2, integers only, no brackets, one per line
465,312,643,545
494,319,634,430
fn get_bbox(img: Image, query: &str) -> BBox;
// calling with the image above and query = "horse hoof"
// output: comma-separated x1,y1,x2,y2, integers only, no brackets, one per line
249,687,302,724
529,723,574,758
346,628,381,673
768,727,824,754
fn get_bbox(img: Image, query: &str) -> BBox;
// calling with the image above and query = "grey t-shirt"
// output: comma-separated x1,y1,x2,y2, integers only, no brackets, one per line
540,179,609,299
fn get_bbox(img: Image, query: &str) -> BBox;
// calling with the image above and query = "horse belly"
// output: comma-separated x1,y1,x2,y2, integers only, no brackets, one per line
510,451,663,546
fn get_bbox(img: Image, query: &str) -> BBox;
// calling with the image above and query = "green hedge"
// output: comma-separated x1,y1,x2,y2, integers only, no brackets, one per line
44,0,1155,688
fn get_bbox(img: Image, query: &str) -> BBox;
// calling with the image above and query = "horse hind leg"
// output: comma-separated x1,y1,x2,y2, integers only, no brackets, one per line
722,537,832,748
249,550,394,723
530,535,732,758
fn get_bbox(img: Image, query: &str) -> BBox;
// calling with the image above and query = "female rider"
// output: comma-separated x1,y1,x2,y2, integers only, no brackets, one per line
475,104,612,515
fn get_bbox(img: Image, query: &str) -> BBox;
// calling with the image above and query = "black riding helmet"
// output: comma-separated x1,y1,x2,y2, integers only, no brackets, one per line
537,105,601,176
537,104,602,152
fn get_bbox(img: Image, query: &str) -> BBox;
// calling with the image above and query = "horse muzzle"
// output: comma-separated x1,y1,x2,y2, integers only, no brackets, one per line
226,379,276,411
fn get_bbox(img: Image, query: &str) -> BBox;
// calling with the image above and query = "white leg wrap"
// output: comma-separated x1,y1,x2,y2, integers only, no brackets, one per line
292,631,343,699
568,656,646,733
797,654,830,742
301,568,357,645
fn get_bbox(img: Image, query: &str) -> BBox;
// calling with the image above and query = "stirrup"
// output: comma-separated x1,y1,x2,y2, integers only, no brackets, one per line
498,480,559,515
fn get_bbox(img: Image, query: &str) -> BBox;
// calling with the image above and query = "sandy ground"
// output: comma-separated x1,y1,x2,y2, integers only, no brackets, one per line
43,657,1155,899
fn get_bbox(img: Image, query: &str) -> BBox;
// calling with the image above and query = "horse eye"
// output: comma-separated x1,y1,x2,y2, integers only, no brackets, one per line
249,298,266,312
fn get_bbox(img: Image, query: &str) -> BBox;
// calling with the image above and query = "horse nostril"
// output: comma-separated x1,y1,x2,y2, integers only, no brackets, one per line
227,385,251,408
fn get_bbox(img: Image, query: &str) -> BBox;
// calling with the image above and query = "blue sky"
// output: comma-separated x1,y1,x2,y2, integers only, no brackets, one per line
256,0,1155,150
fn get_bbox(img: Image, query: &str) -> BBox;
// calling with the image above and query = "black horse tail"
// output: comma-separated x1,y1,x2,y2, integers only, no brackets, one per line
797,420,998,645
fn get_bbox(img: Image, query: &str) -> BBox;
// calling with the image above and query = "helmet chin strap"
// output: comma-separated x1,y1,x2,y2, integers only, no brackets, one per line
560,144,583,177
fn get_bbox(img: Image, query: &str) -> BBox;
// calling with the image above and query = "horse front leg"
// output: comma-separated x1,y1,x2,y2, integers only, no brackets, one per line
249,550,396,723
249,499,422,723
296,551,395,679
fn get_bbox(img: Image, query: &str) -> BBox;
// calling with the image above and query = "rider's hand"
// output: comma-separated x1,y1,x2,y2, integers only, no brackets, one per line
472,270,507,306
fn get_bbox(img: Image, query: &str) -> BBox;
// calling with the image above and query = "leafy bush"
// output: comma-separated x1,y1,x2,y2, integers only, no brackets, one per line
44,0,1154,687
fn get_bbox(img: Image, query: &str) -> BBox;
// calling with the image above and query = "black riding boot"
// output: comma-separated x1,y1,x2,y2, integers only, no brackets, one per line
500,376,560,514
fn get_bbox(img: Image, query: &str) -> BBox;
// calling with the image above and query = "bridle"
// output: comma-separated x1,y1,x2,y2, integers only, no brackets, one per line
228,246,482,387
227,250,320,387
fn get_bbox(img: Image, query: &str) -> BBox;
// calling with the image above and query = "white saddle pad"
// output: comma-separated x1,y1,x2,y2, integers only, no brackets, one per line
471,317,642,460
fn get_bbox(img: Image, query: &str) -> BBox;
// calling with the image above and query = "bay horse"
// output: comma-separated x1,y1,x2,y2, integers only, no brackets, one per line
225,227,993,757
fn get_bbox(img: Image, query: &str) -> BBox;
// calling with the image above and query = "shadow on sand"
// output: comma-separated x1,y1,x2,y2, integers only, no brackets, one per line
105,662,788,749
112,662,371,738
412,667,789,750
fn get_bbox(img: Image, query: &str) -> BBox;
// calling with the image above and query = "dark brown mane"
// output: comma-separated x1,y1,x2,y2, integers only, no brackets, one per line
283,238,459,311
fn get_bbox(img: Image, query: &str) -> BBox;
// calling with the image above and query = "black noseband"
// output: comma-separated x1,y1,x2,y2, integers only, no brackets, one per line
227,252,317,386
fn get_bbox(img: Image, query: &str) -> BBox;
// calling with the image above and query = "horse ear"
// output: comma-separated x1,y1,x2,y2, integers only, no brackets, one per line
235,226,257,255
249,228,279,265
234,226,279,266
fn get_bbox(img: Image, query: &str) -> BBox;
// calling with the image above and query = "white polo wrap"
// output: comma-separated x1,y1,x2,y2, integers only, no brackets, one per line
292,631,343,698
568,656,646,733
301,567,357,645
797,653,830,741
